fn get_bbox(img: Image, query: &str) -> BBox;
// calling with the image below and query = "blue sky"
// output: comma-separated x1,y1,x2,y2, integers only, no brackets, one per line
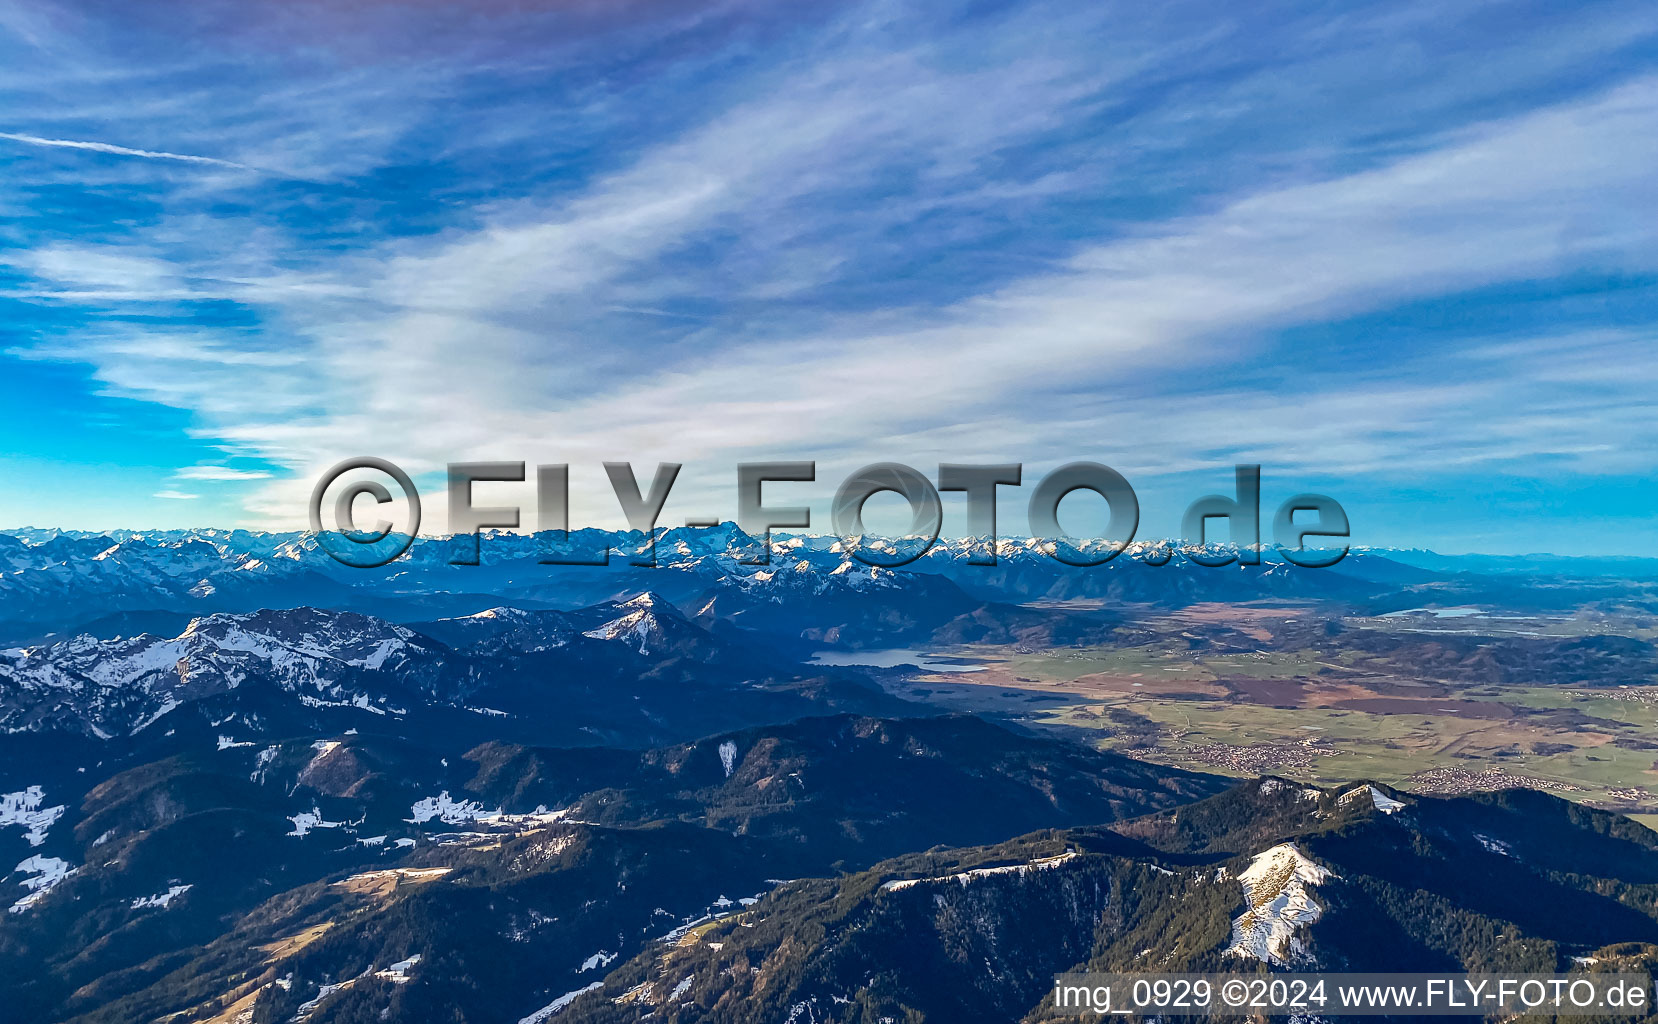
0,0,1655,552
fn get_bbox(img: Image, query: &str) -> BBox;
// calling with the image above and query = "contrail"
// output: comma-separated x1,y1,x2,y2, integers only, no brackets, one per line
0,131,249,169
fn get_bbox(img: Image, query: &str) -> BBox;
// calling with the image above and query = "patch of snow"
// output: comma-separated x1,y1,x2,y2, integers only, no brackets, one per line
654,889,773,943
0,786,65,847
881,850,1078,892
128,698,180,735
295,981,345,1018
1339,785,1405,814
719,740,739,778
250,744,279,783
785,1000,817,1024
357,638,406,671
131,883,191,909
1224,844,1336,966
217,735,254,750
1475,833,1513,856
493,806,574,827
336,867,452,885
519,981,603,1023
8,854,76,913
287,807,348,837
407,791,500,826
1367,786,1405,814
296,693,400,716
579,950,619,972
375,954,422,983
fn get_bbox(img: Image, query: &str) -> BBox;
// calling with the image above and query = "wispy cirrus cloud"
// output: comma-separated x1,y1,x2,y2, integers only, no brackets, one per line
211,73,1658,528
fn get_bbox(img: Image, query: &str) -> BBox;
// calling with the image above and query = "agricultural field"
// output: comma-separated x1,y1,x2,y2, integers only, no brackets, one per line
875,602,1658,825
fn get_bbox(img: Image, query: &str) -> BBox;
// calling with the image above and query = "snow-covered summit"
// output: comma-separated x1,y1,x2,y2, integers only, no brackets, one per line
1224,843,1337,966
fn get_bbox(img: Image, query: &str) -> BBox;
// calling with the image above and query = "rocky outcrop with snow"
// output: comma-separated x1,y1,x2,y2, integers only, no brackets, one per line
1224,844,1336,965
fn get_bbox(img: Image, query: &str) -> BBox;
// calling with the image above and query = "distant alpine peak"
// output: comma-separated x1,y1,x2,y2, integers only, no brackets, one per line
655,520,758,556
180,607,419,644
827,559,895,589
461,606,532,621
583,593,694,656
618,591,674,612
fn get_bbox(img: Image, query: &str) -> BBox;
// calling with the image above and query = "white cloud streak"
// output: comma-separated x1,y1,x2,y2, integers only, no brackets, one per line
0,130,249,168
174,466,272,480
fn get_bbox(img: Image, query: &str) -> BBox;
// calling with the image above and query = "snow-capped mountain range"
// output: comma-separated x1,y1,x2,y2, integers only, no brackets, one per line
0,588,892,745
0,522,1632,746
0,609,449,738
0,523,1468,646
